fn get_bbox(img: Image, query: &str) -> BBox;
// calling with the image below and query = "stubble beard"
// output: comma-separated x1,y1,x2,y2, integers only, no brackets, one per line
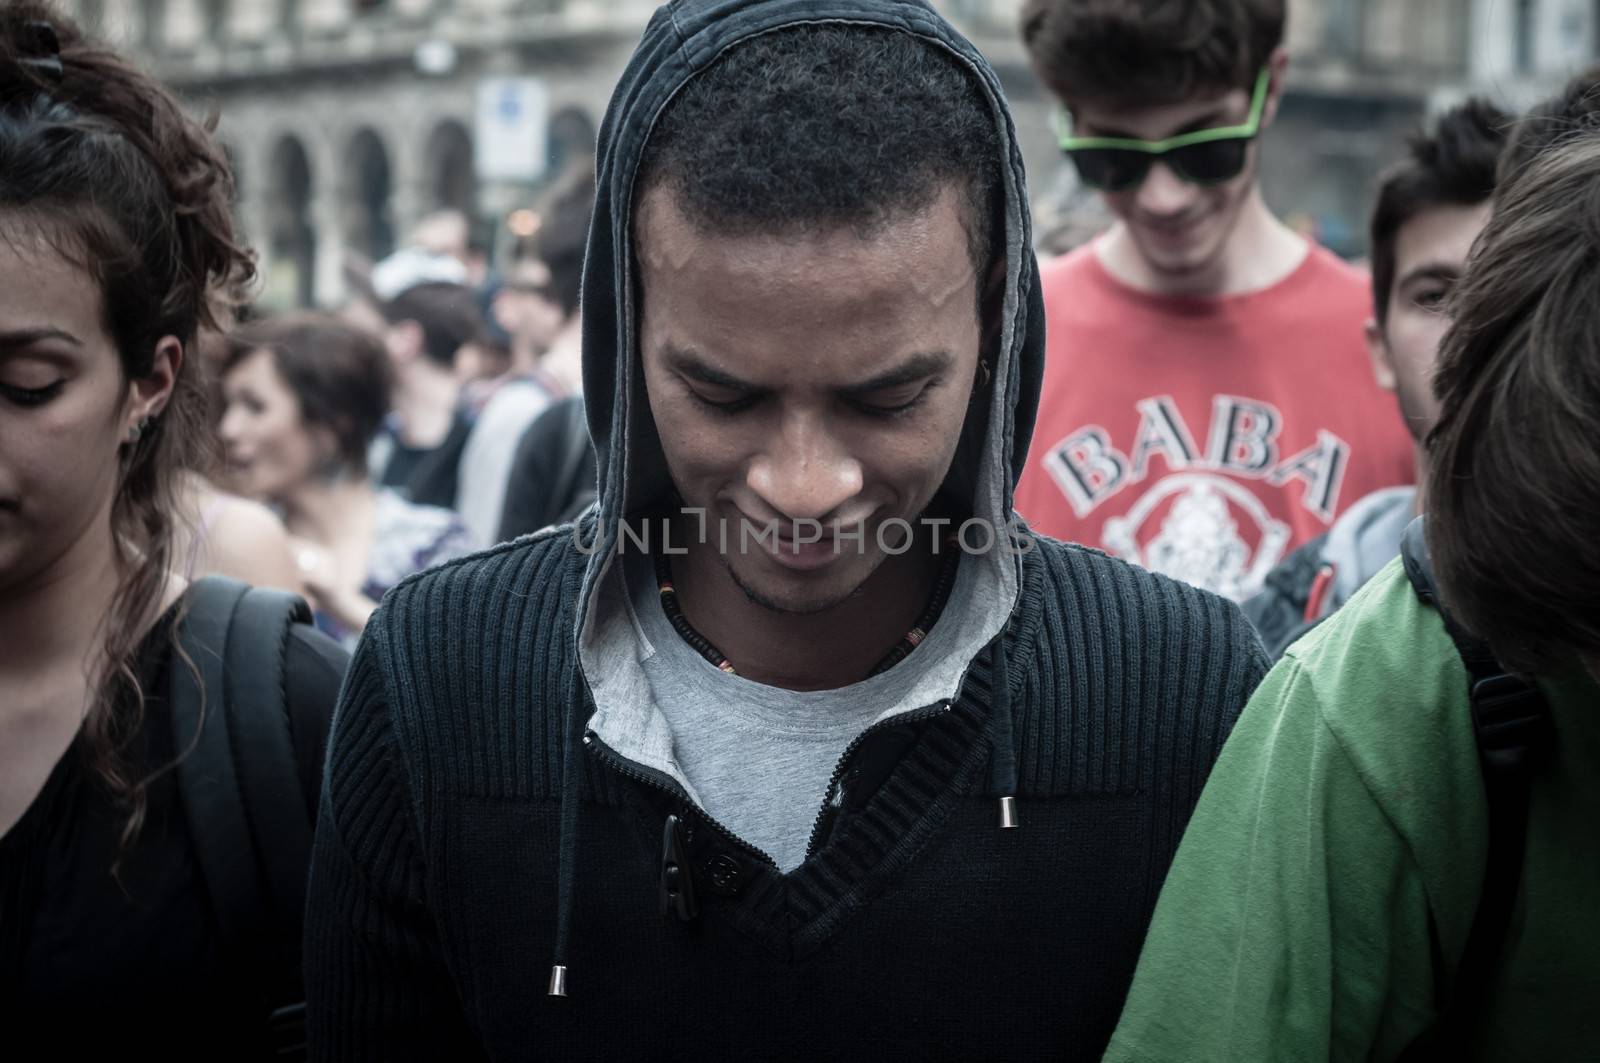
717,545,889,617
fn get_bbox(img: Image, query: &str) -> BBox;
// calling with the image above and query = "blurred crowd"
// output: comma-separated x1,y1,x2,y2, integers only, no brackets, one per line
4,0,1598,1059
194,175,599,649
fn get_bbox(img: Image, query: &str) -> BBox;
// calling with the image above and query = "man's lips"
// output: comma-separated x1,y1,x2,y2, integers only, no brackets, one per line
725,510,870,571
762,534,846,572
1141,215,1204,240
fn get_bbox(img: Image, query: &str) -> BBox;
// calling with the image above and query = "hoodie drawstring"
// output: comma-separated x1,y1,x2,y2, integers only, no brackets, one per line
549,695,584,997
551,606,1021,999
988,633,1020,830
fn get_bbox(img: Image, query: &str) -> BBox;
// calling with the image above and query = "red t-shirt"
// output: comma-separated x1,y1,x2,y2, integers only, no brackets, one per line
1014,243,1415,600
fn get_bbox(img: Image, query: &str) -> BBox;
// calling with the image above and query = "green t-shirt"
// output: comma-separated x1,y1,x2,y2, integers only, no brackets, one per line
1104,560,1600,1062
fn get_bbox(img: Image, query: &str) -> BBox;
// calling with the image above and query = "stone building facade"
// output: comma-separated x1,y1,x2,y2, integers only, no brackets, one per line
62,0,1585,307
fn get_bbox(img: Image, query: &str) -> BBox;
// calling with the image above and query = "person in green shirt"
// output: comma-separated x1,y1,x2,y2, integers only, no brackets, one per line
1103,120,1600,1061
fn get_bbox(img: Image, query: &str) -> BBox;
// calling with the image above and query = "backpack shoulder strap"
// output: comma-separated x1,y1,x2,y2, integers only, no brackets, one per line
170,576,261,954
1398,517,1553,1053
223,582,318,931
170,576,316,1055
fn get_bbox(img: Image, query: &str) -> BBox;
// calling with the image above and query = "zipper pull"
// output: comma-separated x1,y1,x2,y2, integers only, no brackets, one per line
659,813,699,923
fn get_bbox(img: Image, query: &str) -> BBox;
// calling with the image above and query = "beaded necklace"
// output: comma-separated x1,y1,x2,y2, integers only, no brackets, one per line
653,541,962,679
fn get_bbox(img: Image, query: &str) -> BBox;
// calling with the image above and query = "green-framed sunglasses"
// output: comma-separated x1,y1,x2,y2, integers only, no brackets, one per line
1056,68,1272,192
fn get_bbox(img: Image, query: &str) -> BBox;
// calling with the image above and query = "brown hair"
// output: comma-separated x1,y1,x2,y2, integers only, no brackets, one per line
1020,0,1285,107
1427,131,1600,673
378,280,483,370
1,2,254,852
1369,98,1509,327
227,313,392,479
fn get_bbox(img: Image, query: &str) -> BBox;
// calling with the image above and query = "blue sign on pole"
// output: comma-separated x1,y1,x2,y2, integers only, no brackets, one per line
475,78,548,181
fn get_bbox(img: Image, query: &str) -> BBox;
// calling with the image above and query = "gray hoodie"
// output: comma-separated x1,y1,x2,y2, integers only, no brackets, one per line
1244,485,1418,657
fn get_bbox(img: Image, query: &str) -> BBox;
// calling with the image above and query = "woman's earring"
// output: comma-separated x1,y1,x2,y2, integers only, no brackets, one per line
976,359,993,388
127,417,151,444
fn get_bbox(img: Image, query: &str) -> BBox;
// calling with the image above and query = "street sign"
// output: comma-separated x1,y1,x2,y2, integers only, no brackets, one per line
474,77,549,182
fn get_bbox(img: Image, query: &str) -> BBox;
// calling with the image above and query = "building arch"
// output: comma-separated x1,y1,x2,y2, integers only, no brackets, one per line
340,127,395,263
265,134,315,307
424,118,475,216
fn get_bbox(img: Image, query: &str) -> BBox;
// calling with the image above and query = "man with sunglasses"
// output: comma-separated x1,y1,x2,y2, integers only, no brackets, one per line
1015,0,1413,600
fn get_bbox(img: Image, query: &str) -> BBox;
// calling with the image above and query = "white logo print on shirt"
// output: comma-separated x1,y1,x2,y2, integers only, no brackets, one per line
1040,394,1350,598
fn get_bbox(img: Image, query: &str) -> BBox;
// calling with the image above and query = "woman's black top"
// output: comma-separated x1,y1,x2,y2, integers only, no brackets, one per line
0,597,347,1058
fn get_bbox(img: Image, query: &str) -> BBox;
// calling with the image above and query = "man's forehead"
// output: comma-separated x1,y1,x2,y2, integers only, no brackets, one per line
1394,200,1494,276
634,183,978,302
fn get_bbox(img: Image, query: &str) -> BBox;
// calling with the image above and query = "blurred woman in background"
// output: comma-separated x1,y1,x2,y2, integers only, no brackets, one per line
220,313,479,648
0,5,346,1056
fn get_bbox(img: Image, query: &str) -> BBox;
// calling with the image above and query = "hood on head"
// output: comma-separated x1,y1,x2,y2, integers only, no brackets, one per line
574,0,1046,646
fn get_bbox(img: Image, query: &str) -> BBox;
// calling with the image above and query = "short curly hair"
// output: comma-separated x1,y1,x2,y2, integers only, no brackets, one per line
636,24,1003,276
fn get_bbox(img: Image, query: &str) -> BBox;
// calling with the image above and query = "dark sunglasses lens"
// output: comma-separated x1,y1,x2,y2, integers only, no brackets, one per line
1168,138,1250,184
1067,148,1150,192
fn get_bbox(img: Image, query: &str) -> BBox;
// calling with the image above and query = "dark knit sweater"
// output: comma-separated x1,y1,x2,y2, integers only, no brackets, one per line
307,3,1270,1055
304,530,1268,1061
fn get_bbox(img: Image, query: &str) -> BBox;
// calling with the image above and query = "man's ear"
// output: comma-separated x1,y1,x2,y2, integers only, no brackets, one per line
1261,46,1290,130
1365,318,1397,392
124,336,182,439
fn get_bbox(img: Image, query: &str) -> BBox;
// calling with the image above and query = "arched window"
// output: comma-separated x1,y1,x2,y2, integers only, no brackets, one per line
1516,0,1539,74
267,135,316,309
425,120,475,215
342,129,395,262
140,0,166,49
204,0,228,42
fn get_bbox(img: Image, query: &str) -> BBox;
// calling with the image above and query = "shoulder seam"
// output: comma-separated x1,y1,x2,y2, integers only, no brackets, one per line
1276,656,1436,898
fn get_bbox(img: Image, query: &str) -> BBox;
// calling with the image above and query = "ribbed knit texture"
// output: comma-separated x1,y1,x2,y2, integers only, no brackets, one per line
304,529,1267,1061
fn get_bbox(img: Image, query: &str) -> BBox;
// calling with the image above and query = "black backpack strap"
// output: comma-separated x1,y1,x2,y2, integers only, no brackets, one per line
224,583,317,927
1398,517,1553,1055
171,577,261,949
170,576,315,1058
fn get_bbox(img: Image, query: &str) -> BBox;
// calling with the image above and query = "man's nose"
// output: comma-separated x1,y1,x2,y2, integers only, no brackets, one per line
1135,159,1201,216
746,413,864,524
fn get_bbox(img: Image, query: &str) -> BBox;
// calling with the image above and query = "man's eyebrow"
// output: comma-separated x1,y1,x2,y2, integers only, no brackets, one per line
664,346,953,394
1397,262,1461,288
1088,108,1230,141
665,346,758,391
841,351,953,394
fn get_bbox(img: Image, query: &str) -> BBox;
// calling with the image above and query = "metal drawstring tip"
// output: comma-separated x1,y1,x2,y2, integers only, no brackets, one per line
548,965,568,997
998,794,1019,829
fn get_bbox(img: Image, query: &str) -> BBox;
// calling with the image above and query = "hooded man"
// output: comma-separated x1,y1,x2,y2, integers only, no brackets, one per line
305,3,1267,1059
